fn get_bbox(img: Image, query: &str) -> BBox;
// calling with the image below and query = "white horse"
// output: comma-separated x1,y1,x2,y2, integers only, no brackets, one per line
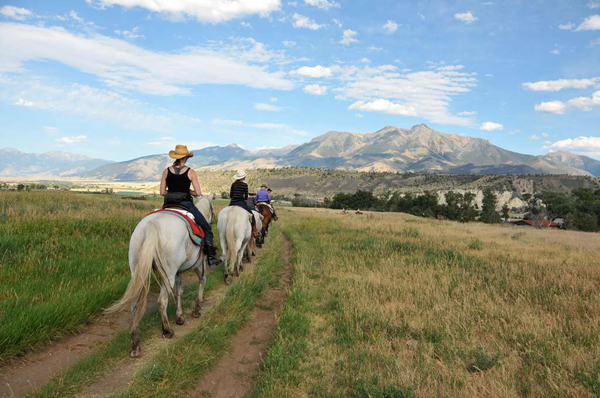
217,206,252,284
105,195,214,358
245,210,264,260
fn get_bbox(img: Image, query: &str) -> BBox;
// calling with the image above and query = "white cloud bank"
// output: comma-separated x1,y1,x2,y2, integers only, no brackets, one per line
535,91,600,114
535,101,568,114
545,136,600,158
576,15,600,31
480,122,503,131
334,64,477,126
523,78,598,92
454,11,477,24
291,65,336,77
88,0,281,23
0,22,294,96
57,135,87,145
0,5,32,20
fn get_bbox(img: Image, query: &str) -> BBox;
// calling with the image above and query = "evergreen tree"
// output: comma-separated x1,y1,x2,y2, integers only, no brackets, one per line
481,188,501,223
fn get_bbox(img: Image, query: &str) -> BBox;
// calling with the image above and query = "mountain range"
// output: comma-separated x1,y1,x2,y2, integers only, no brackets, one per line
2,124,600,181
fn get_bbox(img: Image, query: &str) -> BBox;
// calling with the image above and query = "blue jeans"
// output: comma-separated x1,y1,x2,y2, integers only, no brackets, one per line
229,200,256,225
180,200,214,247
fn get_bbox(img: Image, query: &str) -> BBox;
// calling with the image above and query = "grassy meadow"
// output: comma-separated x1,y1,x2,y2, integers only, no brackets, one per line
255,208,600,397
0,191,164,363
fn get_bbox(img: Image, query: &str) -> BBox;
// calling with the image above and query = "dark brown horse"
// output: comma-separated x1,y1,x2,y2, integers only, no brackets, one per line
256,203,273,245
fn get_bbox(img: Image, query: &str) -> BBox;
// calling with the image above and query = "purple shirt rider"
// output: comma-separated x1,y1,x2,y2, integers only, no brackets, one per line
256,188,270,203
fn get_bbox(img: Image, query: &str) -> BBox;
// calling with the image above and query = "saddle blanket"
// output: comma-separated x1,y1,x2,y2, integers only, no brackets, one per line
256,202,274,212
147,209,205,245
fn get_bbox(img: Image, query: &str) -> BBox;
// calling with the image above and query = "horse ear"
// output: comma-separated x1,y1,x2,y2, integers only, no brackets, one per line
209,192,215,201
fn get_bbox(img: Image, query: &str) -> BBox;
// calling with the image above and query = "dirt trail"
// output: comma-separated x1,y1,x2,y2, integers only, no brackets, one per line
0,274,196,398
194,236,292,398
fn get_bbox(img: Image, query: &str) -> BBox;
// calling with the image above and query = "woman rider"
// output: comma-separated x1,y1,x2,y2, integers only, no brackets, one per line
160,145,220,265
229,170,260,238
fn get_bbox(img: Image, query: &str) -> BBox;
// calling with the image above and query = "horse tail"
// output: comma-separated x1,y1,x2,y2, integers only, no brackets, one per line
104,220,174,315
225,212,238,274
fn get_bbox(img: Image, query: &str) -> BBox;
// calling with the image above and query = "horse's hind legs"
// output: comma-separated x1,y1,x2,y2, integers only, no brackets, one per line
175,273,185,325
158,286,174,338
192,263,205,318
130,302,142,358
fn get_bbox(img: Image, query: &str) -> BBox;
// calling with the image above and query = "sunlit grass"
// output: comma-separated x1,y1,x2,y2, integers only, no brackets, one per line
254,208,600,397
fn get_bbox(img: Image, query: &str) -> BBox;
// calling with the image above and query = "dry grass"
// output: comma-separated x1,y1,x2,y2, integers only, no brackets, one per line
254,208,600,397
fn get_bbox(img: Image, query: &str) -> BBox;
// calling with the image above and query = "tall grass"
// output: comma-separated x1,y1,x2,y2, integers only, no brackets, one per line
0,191,159,363
254,208,600,397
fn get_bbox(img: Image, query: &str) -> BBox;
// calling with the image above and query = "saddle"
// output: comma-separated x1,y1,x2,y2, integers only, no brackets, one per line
147,209,204,245
257,202,274,213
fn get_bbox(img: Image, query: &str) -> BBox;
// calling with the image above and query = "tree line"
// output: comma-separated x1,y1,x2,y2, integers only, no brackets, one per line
324,187,600,232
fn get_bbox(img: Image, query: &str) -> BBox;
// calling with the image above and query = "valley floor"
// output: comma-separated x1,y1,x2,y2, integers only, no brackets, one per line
1,193,599,397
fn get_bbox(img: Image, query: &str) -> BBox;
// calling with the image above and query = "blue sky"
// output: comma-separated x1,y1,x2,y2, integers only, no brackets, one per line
1,0,600,161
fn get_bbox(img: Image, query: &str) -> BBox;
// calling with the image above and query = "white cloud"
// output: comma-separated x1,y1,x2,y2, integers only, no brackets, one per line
383,20,399,33
89,0,281,23
454,11,477,24
14,98,34,107
292,13,324,30
303,84,328,95
0,23,294,95
550,49,560,55
528,134,541,140
508,129,521,135
479,122,503,131
240,21,252,28
304,0,340,10
567,90,600,111
576,15,600,30
590,1,600,9
458,111,477,116
523,78,598,91
57,135,87,145
270,96,278,102
333,64,477,126
254,102,281,111
332,19,342,28
339,29,358,45
535,100,568,114
3,79,199,131
545,136,600,157
114,26,145,39
282,40,296,47
349,99,418,116
559,22,574,30
0,5,32,20
291,65,335,77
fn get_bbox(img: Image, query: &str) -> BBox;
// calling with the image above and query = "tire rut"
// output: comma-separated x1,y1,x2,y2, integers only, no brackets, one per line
194,235,292,398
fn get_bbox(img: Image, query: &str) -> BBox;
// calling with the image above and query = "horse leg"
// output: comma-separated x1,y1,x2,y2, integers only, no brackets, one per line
130,301,143,358
158,284,174,338
192,261,205,318
175,273,185,325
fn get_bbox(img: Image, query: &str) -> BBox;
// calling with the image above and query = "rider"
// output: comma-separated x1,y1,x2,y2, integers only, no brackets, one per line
229,170,260,238
267,188,278,221
160,144,220,265
256,184,278,221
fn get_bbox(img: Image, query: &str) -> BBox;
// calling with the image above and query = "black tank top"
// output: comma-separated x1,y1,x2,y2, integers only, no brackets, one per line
166,167,191,193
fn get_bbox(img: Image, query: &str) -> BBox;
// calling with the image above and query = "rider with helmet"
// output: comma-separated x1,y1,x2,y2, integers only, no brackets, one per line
160,145,220,265
229,170,260,238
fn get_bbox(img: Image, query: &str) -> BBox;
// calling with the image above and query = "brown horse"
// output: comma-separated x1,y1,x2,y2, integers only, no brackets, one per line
256,203,273,245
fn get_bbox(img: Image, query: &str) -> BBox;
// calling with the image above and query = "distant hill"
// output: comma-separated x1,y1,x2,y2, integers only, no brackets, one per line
2,124,598,180
0,148,113,177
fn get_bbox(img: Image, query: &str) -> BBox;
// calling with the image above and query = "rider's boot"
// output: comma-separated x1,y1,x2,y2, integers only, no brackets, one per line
205,244,221,265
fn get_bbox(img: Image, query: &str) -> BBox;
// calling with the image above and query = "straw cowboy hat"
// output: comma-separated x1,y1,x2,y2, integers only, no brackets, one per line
169,145,194,160
233,169,247,180
260,183,269,188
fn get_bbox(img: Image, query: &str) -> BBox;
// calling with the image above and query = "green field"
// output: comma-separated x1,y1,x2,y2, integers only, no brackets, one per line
1,192,600,397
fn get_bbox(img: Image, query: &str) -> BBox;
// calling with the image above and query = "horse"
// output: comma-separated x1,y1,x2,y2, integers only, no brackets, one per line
104,195,214,358
196,192,215,224
245,210,264,261
256,203,273,245
217,206,252,284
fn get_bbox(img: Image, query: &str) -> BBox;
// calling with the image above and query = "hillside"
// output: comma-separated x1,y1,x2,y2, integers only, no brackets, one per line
0,148,113,177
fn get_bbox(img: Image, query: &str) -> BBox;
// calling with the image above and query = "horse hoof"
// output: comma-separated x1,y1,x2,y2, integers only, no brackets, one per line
162,329,174,339
176,316,185,325
224,275,232,285
192,310,201,318
130,347,141,358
